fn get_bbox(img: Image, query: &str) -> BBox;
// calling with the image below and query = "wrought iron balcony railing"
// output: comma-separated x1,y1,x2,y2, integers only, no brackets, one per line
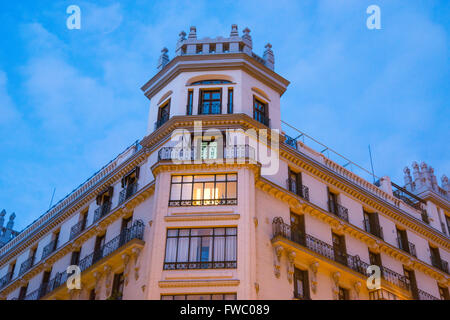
286,178,310,201
41,240,58,260
0,272,12,289
23,220,145,300
369,288,399,300
18,256,35,276
397,237,417,257
158,145,255,162
273,217,411,291
430,255,449,274
328,200,349,222
118,182,138,205
362,219,384,240
69,219,87,241
93,202,112,223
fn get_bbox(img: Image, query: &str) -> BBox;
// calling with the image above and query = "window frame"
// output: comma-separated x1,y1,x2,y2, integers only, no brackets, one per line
253,96,269,126
198,89,222,115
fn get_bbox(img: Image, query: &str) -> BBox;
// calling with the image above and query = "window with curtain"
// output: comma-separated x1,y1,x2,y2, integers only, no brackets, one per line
164,227,237,270
169,174,237,206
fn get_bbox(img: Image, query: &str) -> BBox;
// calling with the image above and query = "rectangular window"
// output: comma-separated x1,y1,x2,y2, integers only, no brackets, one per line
187,90,193,115
293,268,310,299
161,293,236,300
404,267,418,299
164,227,237,270
227,88,233,114
290,212,306,245
169,174,237,206
253,97,269,126
363,211,383,239
199,89,221,115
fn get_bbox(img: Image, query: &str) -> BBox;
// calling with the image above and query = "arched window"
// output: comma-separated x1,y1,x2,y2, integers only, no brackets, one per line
190,79,232,85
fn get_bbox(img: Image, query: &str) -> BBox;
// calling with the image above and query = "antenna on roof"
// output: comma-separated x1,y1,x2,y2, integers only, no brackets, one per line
48,187,56,209
368,145,376,183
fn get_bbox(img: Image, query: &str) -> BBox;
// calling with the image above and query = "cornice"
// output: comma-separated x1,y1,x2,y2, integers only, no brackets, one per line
164,214,240,222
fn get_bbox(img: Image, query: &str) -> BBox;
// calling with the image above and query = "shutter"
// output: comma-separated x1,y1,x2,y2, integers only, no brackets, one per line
108,186,114,198
96,194,102,205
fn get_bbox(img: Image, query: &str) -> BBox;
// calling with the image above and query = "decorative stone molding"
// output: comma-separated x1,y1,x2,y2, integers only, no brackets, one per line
309,261,319,294
253,217,258,228
122,253,131,286
331,272,341,300
93,270,103,300
273,245,283,278
286,250,296,283
104,264,113,297
158,279,240,288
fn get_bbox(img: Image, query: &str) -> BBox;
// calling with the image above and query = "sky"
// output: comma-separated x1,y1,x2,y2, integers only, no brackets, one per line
0,0,449,231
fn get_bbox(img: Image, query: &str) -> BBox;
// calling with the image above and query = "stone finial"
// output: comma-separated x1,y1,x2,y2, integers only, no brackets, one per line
188,26,197,39
230,24,239,37
263,43,275,70
6,212,15,229
412,161,421,184
157,47,169,71
0,209,5,228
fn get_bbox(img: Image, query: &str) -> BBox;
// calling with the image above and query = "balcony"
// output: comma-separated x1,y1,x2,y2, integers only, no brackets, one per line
362,219,384,240
273,217,411,292
397,238,417,257
93,202,112,223
41,240,58,260
158,145,255,162
118,182,138,205
0,272,12,289
69,219,87,241
430,255,449,274
328,200,349,222
33,220,145,300
18,256,35,276
286,178,310,201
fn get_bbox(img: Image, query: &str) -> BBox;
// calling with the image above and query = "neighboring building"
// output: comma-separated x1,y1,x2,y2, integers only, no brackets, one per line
0,25,449,301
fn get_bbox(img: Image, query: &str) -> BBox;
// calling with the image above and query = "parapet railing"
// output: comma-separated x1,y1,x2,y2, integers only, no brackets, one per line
0,140,142,258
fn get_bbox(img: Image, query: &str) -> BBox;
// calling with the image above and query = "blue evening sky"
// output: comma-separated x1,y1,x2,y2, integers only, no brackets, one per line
0,0,449,230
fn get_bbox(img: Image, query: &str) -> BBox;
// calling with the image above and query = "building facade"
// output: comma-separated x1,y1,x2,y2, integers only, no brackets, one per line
0,25,449,301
